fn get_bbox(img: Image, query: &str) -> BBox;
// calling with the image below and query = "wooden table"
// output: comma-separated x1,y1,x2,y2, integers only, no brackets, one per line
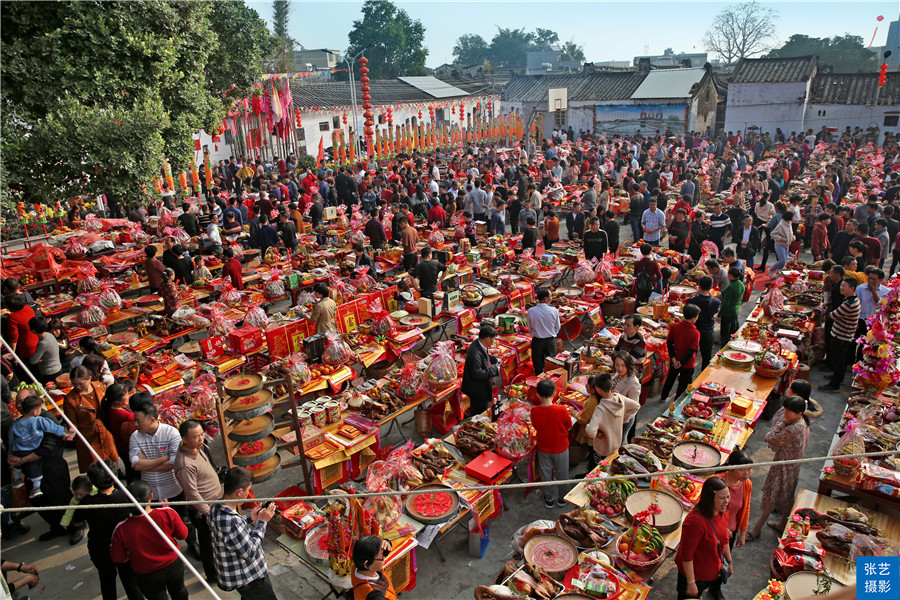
788,488,900,585
691,362,780,403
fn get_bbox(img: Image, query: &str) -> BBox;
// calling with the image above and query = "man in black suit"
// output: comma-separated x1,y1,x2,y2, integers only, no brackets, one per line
461,326,501,415
352,243,378,280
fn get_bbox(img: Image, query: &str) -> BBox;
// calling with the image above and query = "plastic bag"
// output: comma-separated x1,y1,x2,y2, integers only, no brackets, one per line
75,294,105,327
244,305,270,329
336,205,350,230
286,353,312,384
208,305,235,336
157,207,176,228
454,220,467,240
188,374,217,418
323,332,354,364
429,224,445,247
84,213,104,231
397,353,424,399
220,282,242,306
350,224,367,247
850,533,900,559
76,266,101,294
495,402,535,460
518,249,540,279
761,279,786,317
831,418,865,476
351,267,376,294
364,448,408,532
598,253,615,283
163,226,190,245
327,273,352,304
264,268,285,300
97,282,122,313
511,520,556,554
63,238,88,261
228,242,244,261
423,341,458,391
574,259,598,287
370,298,395,337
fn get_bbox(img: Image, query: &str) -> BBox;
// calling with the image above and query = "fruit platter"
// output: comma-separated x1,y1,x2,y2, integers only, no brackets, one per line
615,523,666,571
650,417,682,436
461,284,485,307
754,345,789,378
584,479,634,516
556,509,616,549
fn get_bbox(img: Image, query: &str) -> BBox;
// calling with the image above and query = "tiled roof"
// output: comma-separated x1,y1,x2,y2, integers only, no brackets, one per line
502,71,649,103
289,79,467,109
729,56,818,84
631,68,707,99
809,72,900,106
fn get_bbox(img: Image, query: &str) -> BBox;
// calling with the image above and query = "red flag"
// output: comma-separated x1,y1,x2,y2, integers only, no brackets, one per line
317,137,325,168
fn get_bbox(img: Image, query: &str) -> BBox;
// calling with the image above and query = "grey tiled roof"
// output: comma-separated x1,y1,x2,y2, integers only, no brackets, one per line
729,56,818,84
809,72,900,106
502,71,649,103
289,79,467,109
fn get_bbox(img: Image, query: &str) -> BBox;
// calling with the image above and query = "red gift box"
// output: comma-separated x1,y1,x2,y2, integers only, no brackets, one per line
288,320,312,352
200,335,225,360
266,324,293,360
465,451,512,484
228,326,263,354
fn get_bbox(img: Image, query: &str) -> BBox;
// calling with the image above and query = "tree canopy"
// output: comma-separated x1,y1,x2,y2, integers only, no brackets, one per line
451,27,584,69
346,0,428,79
703,1,778,64
1,0,275,207
767,34,878,73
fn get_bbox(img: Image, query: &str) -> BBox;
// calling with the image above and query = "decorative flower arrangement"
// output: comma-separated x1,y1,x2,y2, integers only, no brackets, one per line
766,578,784,599
853,313,900,393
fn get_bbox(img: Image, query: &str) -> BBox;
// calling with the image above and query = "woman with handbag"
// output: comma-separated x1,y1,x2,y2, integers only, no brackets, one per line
675,476,733,600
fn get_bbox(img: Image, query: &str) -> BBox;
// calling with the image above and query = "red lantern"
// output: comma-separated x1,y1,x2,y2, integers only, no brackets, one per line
418,110,422,119
878,63,889,87
295,109,302,128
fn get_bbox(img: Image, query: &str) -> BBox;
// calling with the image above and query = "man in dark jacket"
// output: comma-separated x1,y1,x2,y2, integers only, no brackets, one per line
178,203,200,237
565,203,585,240
278,212,298,253
257,215,280,256
603,210,620,252
461,326,501,415
308,194,324,229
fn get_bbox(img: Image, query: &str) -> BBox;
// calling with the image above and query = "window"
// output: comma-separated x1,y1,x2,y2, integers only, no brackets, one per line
319,121,330,132
333,116,340,129
378,114,385,124
554,110,566,129
885,115,899,127
297,128,306,141
436,109,445,122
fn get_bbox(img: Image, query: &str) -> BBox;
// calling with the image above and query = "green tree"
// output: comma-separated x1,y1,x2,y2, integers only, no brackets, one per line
1,1,272,210
703,1,778,64
561,40,586,63
489,27,536,68
767,34,877,73
452,34,489,66
271,0,295,72
533,28,560,51
346,0,427,79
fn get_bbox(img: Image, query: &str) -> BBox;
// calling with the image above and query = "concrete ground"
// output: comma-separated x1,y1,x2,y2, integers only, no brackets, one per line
3,213,859,600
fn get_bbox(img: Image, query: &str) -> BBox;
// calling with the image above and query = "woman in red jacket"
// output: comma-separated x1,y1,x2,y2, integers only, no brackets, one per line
675,476,733,600
4,294,38,364
716,450,753,551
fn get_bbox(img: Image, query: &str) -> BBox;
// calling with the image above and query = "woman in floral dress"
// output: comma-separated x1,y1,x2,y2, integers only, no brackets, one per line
747,396,810,540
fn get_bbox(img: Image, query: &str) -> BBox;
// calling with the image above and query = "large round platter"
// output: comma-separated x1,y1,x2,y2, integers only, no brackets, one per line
624,489,685,534
784,571,845,599
555,519,615,550
556,286,583,298
224,372,264,397
405,483,460,525
232,434,278,466
728,339,762,354
672,441,722,470
137,295,161,307
225,388,274,420
523,535,578,578
399,314,432,328
107,331,139,345
304,525,330,567
177,340,202,358
555,595,593,600
248,452,281,483
55,373,72,389
668,285,696,300
721,349,755,368
228,413,274,443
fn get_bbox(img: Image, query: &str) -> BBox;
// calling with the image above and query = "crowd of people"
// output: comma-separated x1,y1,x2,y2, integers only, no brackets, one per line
2,121,899,600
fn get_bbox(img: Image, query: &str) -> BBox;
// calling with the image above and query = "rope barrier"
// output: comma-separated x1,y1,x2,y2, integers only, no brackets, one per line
1,339,224,600
3,448,894,514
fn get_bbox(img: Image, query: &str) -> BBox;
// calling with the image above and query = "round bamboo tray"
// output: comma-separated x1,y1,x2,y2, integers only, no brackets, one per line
232,434,278,467
613,532,667,572
177,340,202,358
225,389,274,421
224,372,265,397
672,441,722,470
404,483,460,525
784,570,845,599
228,413,274,443
624,490,684,534
523,535,578,579
248,452,281,483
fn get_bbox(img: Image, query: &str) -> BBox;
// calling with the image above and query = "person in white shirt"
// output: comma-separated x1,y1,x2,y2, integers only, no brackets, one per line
206,212,222,253
428,175,440,198
527,288,561,375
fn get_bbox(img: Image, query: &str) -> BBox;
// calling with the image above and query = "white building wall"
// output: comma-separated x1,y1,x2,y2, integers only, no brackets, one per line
724,81,808,136
194,130,234,163
805,104,900,146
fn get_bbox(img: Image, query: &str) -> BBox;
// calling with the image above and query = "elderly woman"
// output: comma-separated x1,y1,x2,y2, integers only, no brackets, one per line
158,268,179,317
63,366,118,473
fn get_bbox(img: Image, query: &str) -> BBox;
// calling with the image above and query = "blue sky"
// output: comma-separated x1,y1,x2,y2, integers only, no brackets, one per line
249,1,896,67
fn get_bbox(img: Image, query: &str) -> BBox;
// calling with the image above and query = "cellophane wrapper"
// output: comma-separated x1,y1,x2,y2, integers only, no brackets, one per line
85,213,104,231
229,242,244,260
336,205,350,230
98,283,122,313
351,225,367,246
518,250,540,279
323,332,354,364
574,259,597,287
286,353,312,384
454,221,467,239
163,226,190,244
423,341,457,391
221,283,242,306
188,374,217,419
352,267,376,293
63,238,88,261
244,305,270,329
76,294,105,327
157,207,176,228
364,453,404,532
369,297,395,337
327,273,352,304
76,264,101,294
398,353,424,399
264,268,285,300
761,279,786,316
598,253,615,283
429,224,444,246
831,418,865,476
208,305,235,336
495,402,535,460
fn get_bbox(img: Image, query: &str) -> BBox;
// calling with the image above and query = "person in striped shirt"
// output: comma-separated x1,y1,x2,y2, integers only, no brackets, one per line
821,278,861,392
